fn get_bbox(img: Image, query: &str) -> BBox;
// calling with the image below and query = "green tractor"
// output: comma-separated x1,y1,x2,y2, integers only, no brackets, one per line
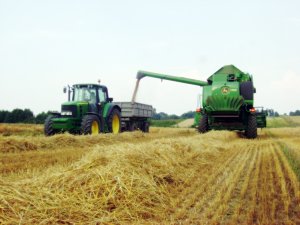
44,84,121,136
134,65,266,139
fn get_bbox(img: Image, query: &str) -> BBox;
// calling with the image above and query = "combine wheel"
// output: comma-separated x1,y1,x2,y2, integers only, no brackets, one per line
108,109,121,134
198,114,209,133
240,81,254,100
246,114,257,139
81,115,100,135
44,115,58,136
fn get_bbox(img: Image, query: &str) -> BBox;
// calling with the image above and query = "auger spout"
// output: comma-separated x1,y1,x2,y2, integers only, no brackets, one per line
137,71,209,87
131,70,208,103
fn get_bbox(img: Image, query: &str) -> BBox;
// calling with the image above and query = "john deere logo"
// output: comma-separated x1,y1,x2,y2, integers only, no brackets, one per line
221,86,230,95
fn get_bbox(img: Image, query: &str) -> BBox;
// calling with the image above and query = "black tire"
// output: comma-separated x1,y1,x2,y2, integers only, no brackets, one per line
44,115,58,136
107,109,121,134
198,114,209,133
129,122,138,131
142,122,149,133
246,114,257,139
240,81,254,100
81,115,100,135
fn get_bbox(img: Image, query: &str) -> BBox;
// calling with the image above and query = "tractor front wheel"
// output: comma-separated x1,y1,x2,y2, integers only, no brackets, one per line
44,115,58,136
245,114,257,139
108,109,121,134
81,115,101,135
198,114,209,133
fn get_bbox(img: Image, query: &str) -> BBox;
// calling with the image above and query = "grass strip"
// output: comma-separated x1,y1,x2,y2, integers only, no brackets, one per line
279,142,300,181
267,131,300,181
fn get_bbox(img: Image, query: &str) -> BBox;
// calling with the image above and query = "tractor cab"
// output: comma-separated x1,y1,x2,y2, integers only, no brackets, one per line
71,84,112,113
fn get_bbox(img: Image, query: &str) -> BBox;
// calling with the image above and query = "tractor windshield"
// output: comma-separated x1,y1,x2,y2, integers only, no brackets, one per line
73,86,97,103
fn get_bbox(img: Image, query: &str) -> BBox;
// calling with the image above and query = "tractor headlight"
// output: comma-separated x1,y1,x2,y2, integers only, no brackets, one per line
61,111,73,116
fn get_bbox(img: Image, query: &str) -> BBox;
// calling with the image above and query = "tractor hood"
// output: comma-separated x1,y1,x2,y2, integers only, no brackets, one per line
62,101,89,106
61,101,89,117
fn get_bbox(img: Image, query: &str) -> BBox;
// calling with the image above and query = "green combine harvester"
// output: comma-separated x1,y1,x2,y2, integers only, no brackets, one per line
133,65,266,138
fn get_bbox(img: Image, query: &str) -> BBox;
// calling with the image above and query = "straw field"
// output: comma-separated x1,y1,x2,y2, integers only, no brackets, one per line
1,118,300,224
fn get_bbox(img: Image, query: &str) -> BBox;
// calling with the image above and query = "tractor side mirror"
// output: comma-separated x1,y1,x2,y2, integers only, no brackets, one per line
63,87,67,93
108,97,113,102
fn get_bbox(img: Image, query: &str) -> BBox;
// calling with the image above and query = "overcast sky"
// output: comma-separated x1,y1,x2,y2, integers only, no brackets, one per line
1,0,300,115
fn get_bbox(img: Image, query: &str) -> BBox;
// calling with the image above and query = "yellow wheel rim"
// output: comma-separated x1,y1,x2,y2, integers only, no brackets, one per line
112,114,120,134
91,121,99,135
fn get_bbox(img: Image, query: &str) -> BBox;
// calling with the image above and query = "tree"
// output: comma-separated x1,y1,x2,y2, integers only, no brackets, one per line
181,111,195,119
35,112,49,124
3,108,34,123
168,114,180,120
289,110,300,116
0,110,9,123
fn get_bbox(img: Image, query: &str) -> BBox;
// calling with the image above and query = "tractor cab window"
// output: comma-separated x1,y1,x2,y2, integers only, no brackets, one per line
98,88,107,103
73,86,97,104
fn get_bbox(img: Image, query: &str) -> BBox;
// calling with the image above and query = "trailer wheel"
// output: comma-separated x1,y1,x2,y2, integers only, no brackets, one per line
44,115,58,136
240,81,254,100
129,122,138,131
198,114,209,133
81,115,100,135
142,122,149,133
108,109,121,134
246,114,257,139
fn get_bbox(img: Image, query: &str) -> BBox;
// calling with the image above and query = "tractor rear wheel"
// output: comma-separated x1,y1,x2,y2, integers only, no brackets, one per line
246,114,257,139
240,81,254,100
198,114,209,133
81,115,100,135
108,109,121,134
44,115,58,136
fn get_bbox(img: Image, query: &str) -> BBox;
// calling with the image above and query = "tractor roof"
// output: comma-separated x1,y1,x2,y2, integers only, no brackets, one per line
73,84,107,89
207,65,244,82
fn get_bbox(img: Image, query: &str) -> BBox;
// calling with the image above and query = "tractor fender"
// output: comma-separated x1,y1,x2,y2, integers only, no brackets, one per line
105,105,121,123
84,112,104,132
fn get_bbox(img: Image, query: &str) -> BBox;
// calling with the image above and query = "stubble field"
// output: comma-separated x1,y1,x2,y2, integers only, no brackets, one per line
1,117,300,224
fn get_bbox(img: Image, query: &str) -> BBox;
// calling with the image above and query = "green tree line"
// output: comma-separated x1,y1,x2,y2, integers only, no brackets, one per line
152,111,195,120
0,109,49,124
289,110,300,116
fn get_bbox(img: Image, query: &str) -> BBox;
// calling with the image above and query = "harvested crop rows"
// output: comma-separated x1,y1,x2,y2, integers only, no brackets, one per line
1,124,300,224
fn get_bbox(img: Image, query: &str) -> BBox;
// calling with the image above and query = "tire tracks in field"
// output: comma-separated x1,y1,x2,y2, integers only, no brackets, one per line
171,141,254,223
231,142,263,224
225,143,260,224
196,145,253,222
170,146,241,221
